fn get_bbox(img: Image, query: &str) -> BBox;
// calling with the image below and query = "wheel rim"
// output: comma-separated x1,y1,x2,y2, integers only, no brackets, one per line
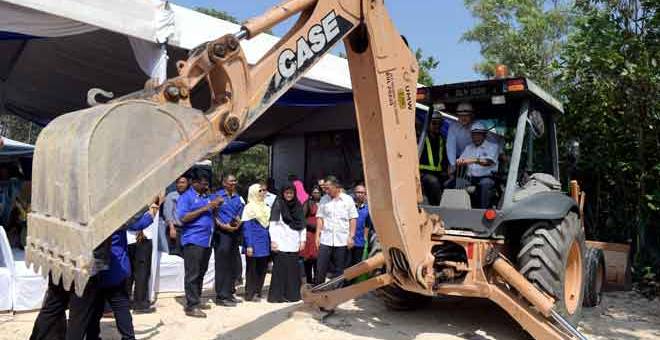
564,241,583,314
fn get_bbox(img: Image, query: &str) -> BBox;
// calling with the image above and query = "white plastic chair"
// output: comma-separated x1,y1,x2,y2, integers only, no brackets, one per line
0,227,15,311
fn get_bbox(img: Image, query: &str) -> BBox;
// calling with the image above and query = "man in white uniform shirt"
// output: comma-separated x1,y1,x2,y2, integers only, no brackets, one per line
456,121,499,209
315,178,358,284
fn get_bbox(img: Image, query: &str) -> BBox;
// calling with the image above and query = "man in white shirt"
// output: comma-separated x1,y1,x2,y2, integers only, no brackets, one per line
456,121,499,208
315,178,358,284
447,102,476,176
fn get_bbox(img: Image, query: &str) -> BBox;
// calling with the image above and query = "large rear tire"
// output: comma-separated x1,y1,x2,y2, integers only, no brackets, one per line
517,212,586,324
368,234,432,310
583,247,605,307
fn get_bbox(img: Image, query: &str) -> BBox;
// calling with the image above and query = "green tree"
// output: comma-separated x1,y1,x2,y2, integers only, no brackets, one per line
210,145,270,196
341,48,438,86
0,114,42,144
462,0,573,91
194,7,240,24
195,7,273,34
558,0,659,266
415,48,439,86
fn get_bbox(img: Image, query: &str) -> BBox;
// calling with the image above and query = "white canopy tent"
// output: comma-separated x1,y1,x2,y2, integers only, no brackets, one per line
0,0,352,125
0,0,355,311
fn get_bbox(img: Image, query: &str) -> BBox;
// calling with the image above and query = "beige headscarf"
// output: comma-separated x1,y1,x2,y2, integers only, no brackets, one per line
241,183,270,227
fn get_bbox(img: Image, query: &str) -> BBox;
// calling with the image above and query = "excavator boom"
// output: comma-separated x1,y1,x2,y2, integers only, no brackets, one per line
26,0,432,296
26,1,583,339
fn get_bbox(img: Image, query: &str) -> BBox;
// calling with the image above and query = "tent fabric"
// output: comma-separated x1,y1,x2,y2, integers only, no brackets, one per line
0,228,48,312
157,252,216,293
0,1,97,38
0,0,169,44
0,2,169,85
11,249,47,311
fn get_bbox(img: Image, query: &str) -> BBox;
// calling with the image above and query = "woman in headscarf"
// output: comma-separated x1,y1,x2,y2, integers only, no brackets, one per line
300,185,322,284
268,183,306,303
241,183,271,301
292,179,308,204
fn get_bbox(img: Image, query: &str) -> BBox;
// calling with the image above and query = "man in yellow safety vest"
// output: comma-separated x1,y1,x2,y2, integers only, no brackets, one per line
419,112,446,205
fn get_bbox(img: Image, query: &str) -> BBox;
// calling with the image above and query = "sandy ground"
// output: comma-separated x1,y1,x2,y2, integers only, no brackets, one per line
1,287,658,340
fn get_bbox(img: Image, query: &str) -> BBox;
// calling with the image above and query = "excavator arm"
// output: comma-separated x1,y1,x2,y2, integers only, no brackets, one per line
26,2,585,339
26,0,435,296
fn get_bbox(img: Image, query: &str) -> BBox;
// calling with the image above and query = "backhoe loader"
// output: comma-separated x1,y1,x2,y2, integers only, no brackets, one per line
26,0,587,338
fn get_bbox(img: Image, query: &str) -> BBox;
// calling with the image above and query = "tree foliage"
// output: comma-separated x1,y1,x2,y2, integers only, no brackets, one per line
558,0,659,265
0,114,42,145
210,145,270,196
462,0,573,91
195,7,273,34
464,0,660,269
194,7,240,24
415,48,440,86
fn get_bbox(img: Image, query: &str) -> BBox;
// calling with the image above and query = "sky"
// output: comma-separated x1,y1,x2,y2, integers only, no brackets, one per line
172,0,483,85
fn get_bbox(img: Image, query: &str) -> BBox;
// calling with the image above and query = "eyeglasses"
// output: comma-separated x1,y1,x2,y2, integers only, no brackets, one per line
354,191,366,194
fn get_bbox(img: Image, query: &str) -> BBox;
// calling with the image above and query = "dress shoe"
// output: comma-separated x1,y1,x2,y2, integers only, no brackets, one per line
185,307,207,318
215,299,237,307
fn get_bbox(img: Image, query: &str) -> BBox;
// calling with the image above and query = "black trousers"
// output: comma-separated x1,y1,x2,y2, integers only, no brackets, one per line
447,175,495,209
168,226,184,257
316,245,348,285
127,240,152,309
245,256,268,299
30,276,101,340
86,280,135,340
348,246,364,267
213,231,240,300
421,172,444,205
303,259,317,284
183,244,211,308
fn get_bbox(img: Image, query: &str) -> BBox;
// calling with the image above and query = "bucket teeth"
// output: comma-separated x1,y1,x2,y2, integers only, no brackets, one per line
26,237,92,296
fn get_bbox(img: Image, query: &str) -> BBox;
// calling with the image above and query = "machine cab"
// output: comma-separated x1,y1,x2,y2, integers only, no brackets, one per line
416,77,565,238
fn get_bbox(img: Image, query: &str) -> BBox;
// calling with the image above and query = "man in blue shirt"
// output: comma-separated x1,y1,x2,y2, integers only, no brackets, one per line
177,169,222,318
87,204,159,340
349,184,372,268
213,173,245,306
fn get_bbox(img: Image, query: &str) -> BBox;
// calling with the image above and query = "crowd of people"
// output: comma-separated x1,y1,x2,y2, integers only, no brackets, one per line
27,99,499,340
30,170,374,340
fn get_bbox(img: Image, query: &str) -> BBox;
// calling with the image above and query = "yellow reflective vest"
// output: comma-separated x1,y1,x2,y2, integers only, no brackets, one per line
419,136,444,172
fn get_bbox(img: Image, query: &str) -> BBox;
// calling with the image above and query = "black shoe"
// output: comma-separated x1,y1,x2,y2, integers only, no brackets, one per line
228,296,242,303
133,306,156,314
215,299,237,307
185,307,207,318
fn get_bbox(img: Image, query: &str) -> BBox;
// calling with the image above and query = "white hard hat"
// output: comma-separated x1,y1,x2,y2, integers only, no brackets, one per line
470,121,488,133
456,102,474,115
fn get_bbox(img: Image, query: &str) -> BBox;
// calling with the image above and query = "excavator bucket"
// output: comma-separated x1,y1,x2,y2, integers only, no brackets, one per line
26,100,218,294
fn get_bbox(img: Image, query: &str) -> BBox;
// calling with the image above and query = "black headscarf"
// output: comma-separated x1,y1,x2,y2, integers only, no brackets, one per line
269,182,305,231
